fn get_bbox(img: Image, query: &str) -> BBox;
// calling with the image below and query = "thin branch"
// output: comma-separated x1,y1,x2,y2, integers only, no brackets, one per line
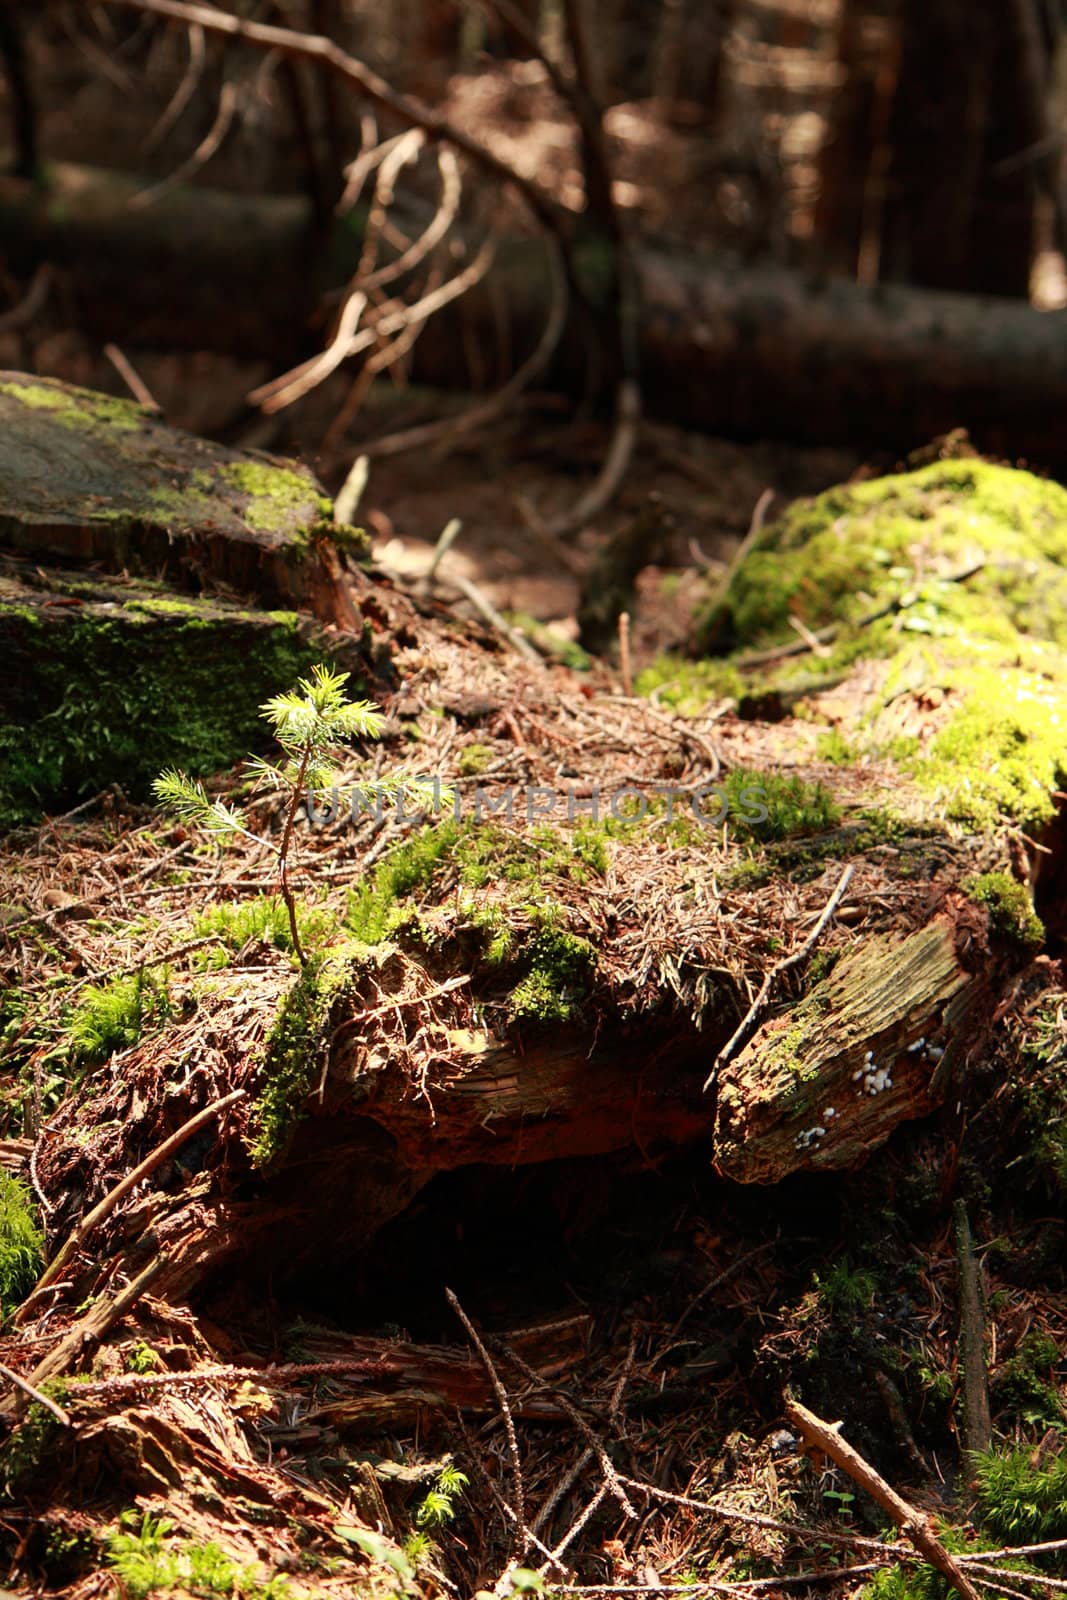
446,1287,529,1557
448,573,543,666
129,77,239,208
355,234,567,458
247,288,368,410
363,147,462,293
0,1361,72,1425
499,1339,637,1521
334,455,369,525
784,1399,982,1600
143,17,205,150
704,864,854,1091
250,239,495,413
103,344,162,412
101,0,571,242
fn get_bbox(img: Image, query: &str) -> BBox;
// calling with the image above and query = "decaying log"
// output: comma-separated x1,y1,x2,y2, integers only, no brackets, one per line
712,915,982,1183
7,164,1067,461
3,385,1066,1588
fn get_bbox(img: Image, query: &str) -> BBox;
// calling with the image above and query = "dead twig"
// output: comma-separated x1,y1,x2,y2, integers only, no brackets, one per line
358,236,568,460
333,455,369,525
0,1360,71,1425
446,1288,530,1558
143,17,205,150
102,0,571,243
704,864,854,1091
129,77,239,208
784,1398,982,1600
618,612,633,696
103,344,162,412
448,574,543,667
16,1254,173,1399
499,1340,637,1521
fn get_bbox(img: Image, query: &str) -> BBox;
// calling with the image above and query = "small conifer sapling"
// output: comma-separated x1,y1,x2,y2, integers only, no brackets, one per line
154,664,430,966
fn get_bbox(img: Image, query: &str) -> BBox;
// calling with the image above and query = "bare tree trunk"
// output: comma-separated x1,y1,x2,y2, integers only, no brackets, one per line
813,0,899,279
881,0,1042,297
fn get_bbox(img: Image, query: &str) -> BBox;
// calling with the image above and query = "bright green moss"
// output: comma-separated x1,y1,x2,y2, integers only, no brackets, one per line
817,729,859,765
0,1172,43,1312
692,460,1067,831
0,380,142,431
725,770,841,841
700,460,1067,652
0,604,322,825
455,821,609,889
250,945,360,1165
465,904,515,965
217,460,323,535
972,1446,1067,1540
458,743,495,777
963,873,1044,949
193,896,339,966
507,911,595,1026
908,663,1067,828
346,823,459,944
66,970,172,1067
635,654,744,714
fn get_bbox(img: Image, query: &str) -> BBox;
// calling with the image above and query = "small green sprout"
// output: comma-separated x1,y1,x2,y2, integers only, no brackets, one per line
154,665,383,966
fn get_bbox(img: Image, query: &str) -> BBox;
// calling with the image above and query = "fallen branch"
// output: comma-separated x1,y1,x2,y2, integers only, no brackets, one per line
13,1253,173,1403
784,1398,983,1600
100,0,570,242
0,1359,71,1425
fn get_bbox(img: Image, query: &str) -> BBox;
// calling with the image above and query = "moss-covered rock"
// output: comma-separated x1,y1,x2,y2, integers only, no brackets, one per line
682,460,1067,829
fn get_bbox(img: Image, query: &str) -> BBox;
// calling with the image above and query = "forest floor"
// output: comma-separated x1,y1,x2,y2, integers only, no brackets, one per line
1,372,1065,1600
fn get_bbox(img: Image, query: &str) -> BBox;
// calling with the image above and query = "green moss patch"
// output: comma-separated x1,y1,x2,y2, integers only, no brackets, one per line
0,378,143,432
193,895,339,966
250,944,361,1166
963,872,1044,950
682,460,1067,830
0,591,324,824
506,905,596,1026
66,970,172,1068
0,1171,43,1313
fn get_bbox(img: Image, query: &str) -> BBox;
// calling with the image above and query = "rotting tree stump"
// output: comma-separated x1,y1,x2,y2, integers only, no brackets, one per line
0,372,363,625
0,373,384,819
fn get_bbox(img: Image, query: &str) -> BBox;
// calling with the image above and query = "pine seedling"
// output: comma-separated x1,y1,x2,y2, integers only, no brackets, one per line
154,664,391,966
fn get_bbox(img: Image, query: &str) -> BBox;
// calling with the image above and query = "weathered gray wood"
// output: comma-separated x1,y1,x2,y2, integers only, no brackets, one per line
0,372,361,625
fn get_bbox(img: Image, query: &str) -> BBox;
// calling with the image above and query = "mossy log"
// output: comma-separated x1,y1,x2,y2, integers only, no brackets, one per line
0,372,362,625
8,164,1067,460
